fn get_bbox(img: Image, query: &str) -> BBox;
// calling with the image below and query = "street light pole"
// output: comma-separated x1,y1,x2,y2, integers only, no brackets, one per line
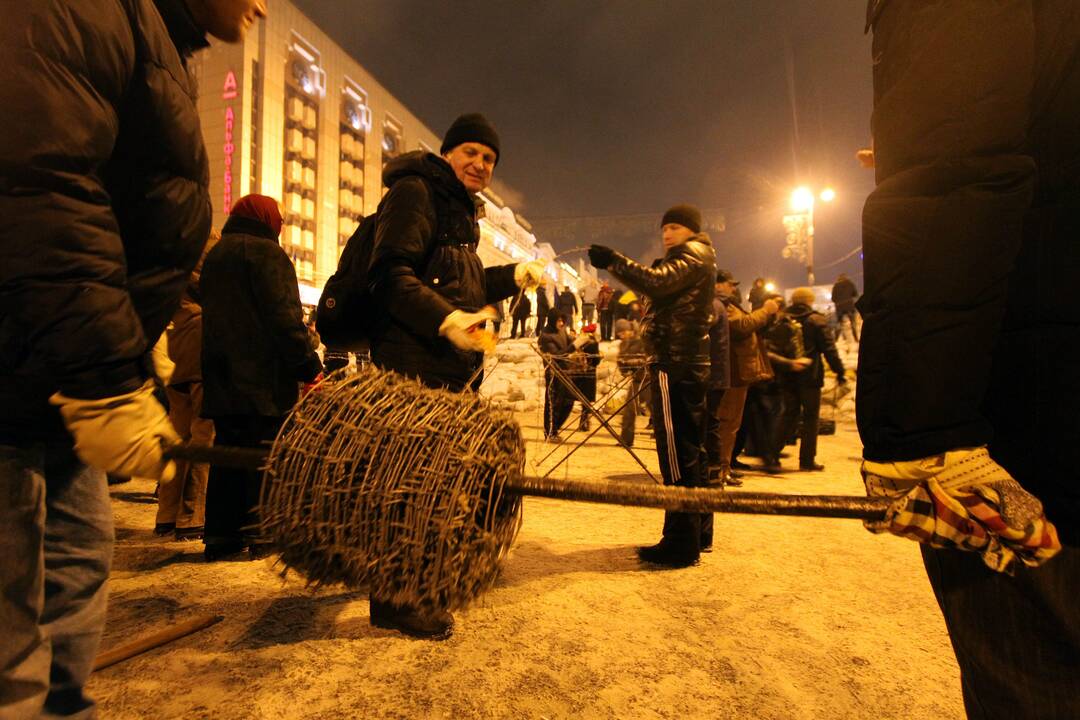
786,186,833,286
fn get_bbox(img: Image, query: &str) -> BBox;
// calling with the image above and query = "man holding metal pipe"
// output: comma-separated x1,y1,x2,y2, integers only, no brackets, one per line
0,0,266,715
860,1,1078,716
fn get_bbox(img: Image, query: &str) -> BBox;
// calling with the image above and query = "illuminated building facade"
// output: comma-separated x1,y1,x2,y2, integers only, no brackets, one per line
189,0,595,304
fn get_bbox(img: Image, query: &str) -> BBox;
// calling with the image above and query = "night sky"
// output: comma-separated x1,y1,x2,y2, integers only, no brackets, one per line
292,0,875,290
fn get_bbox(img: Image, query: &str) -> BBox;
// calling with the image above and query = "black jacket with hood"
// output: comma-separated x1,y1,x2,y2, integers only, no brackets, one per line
605,235,717,366
200,215,323,419
783,303,846,389
0,0,212,442
367,152,518,389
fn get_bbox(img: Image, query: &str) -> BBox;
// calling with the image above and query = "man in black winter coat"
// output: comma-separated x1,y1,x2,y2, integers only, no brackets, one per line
775,288,846,473
860,3,1078,715
200,194,322,560
589,204,717,568
366,113,545,639
830,273,859,341
0,1,263,715
368,115,545,394
510,292,532,338
556,284,579,327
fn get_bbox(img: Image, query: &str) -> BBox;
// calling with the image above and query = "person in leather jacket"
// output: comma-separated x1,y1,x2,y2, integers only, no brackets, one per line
589,204,716,567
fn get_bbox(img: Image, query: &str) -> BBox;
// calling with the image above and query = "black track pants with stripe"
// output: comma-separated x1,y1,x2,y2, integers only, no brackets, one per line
649,363,709,552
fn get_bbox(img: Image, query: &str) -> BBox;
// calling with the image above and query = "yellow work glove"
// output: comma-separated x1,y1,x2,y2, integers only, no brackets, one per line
50,380,179,481
513,260,547,290
439,307,498,353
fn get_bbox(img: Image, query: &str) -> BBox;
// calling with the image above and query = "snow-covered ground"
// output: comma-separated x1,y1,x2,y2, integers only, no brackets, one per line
88,328,963,719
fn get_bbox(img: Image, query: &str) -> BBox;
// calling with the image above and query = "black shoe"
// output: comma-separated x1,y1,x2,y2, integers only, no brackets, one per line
153,522,176,537
174,526,204,541
203,540,247,562
700,543,713,553
370,600,454,640
636,542,699,568
799,463,826,472
730,460,752,471
761,460,783,474
723,475,744,487
248,542,276,560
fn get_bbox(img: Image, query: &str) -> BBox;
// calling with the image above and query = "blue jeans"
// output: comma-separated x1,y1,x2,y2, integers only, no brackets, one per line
0,442,113,719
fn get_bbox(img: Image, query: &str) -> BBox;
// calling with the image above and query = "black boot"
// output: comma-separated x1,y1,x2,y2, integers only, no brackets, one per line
636,541,699,568
370,600,454,640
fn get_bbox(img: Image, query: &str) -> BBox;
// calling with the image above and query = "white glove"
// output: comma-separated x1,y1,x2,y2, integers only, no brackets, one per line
572,334,589,350
50,380,179,481
439,307,498,353
514,260,547,290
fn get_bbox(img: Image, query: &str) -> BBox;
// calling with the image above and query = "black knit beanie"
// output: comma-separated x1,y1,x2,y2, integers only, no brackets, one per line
440,113,500,164
661,204,702,234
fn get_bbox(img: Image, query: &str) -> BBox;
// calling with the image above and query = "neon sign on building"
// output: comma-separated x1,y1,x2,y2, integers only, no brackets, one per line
222,71,238,210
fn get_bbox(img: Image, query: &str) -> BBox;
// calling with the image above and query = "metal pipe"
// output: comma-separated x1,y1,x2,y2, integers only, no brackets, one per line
166,444,887,521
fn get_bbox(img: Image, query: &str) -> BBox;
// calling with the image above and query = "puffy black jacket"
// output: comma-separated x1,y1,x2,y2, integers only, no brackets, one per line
0,0,211,442
606,235,717,365
368,152,518,389
831,278,859,314
200,216,323,418
783,303,846,388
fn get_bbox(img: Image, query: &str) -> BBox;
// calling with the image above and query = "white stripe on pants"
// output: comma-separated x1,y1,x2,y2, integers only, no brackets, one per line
657,369,681,483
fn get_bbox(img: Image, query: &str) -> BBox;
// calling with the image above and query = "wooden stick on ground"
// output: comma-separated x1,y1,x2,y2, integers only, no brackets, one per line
92,614,223,672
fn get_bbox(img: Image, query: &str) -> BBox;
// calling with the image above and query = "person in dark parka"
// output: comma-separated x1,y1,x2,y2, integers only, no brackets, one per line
510,291,532,338
365,114,545,640
0,1,264,715
776,288,845,472
539,309,575,439
200,194,322,560
860,2,1079,715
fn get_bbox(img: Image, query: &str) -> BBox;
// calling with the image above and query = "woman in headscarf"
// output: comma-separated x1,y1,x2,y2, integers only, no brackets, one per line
198,194,323,560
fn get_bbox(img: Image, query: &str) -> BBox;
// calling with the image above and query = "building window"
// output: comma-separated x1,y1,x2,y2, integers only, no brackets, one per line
381,115,404,173
339,80,370,247
283,35,323,284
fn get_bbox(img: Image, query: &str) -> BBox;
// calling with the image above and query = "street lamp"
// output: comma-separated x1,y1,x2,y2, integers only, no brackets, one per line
783,185,835,285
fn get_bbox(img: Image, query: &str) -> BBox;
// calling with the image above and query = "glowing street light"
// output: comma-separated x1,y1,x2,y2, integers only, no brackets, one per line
783,186,836,285
790,186,815,213
764,281,777,293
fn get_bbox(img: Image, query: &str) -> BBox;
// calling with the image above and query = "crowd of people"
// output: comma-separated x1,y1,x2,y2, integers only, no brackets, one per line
1,0,1076,717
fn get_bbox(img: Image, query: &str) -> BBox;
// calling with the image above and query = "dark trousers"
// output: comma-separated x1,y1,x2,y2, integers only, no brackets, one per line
922,545,1080,719
836,308,859,341
619,369,646,447
543,369,573,438
599,308,614,340
511,315,528,338
746,383,782,465
204,415,283,546
777,380,821,468
649,364,708,553
865,2,1080,714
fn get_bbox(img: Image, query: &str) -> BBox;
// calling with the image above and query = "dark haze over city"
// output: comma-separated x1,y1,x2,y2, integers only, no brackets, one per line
293,0,875,290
